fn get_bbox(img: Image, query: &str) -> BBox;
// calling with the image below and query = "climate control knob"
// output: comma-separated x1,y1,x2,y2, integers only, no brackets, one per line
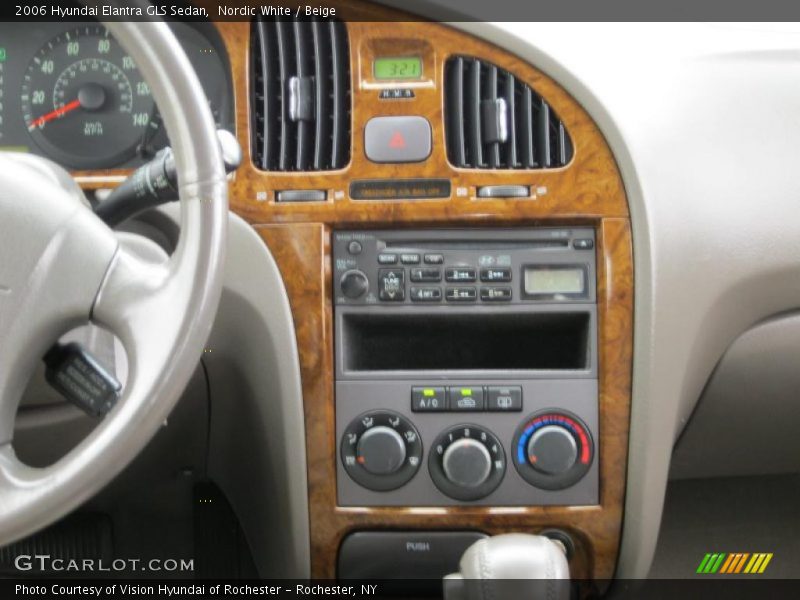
429,425,505,501
340,269,369,299
357,426,406,475
341,410,422,492
527,425,578,475
513,411,594,490
442,438,492,488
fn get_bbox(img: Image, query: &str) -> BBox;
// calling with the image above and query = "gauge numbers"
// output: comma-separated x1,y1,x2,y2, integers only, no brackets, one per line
20,25,156,169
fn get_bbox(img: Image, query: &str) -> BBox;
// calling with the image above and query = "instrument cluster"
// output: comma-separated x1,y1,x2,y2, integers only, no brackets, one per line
0,21,233,170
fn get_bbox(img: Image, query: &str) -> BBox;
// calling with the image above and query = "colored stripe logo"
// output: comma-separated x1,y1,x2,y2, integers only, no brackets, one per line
696,553,773,574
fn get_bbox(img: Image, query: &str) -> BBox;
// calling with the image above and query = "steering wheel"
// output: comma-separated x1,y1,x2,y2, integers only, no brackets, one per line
0,20,227,545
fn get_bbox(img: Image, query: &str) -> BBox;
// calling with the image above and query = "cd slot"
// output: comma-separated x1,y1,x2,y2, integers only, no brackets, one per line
382,239,569,250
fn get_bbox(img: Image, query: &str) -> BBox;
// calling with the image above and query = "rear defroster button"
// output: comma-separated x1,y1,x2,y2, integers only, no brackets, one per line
486,386,522,411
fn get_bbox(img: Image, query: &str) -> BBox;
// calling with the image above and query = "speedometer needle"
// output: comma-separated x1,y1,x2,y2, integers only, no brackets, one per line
28,99,81,131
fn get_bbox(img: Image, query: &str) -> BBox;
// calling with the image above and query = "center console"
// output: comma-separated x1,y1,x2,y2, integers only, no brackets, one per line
231,14,633,583
333,228,599,507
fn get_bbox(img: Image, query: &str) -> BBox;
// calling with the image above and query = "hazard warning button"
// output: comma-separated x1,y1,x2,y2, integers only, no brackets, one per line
364,116,432,163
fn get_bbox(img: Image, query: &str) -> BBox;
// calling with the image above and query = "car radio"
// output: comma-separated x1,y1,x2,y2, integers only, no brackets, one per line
332,228,599,507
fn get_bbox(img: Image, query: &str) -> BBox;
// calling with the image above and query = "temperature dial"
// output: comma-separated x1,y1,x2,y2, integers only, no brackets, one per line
341,410,422,491
513,410,594,490
429,424,505,501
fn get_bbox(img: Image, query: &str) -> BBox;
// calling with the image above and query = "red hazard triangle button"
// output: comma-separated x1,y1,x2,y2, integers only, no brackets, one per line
389,131,406,149
364,116,431,163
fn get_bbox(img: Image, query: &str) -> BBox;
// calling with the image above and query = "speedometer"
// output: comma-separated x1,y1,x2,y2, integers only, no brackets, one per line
20,25,156,169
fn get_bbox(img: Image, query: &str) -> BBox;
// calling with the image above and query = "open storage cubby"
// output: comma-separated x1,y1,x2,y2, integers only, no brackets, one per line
340,310,592,373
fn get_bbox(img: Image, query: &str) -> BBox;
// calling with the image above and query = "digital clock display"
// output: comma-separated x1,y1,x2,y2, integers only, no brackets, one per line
523,266,586,297
374,56,422,80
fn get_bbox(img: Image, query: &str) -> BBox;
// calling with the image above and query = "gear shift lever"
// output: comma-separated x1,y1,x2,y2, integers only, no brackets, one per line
444,534,570,600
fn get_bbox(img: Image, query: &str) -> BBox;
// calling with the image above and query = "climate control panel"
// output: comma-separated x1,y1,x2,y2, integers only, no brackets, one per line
336,380,598,507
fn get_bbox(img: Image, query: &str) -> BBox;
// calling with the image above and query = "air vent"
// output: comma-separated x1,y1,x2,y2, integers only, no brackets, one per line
250,19,351,171
445,56,573,169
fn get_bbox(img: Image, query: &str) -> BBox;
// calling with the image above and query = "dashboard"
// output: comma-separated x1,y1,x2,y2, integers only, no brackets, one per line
0,21,233,170
4,10,634,592
8,10,800,588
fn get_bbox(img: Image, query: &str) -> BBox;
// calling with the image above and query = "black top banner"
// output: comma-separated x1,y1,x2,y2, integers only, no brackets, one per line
6,0,800,22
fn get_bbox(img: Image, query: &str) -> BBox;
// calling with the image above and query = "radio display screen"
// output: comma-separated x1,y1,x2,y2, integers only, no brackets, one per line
523,266,585,296
373,56,422,80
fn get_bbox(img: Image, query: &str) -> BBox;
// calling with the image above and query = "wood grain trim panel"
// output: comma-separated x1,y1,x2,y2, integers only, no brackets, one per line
220,18,628,225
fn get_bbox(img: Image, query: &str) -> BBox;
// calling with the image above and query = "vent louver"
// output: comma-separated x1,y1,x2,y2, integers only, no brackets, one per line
250,19,351,171
445,56,573,169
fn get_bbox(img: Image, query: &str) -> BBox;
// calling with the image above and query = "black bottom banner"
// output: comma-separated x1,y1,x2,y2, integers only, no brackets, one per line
4,579,800,600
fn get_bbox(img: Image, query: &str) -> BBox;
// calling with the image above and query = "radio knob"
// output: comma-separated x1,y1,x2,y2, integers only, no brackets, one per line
340,269,369,299
527,425,578,475
356,426,407,475
442,438,492,488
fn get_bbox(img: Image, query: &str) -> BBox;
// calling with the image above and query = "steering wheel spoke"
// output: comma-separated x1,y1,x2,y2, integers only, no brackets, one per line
0,155,119,445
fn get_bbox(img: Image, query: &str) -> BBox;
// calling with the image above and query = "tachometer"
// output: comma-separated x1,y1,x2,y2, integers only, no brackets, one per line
20,25,157,169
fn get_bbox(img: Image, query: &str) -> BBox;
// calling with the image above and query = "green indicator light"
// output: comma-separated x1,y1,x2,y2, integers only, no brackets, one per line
461,388,472,396
423,389,435,397
0,48,6,62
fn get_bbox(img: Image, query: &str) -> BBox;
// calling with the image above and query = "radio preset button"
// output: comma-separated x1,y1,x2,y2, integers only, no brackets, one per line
410,267,442,283
378,268,405,301
378,253,398,265
445,287,477,302
424,254,444,264
480,267,512,282
410,286,442,302
411,386,447,411
480,286,512,302
445,267,477,282
486,386,522,411
448,386,485,411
